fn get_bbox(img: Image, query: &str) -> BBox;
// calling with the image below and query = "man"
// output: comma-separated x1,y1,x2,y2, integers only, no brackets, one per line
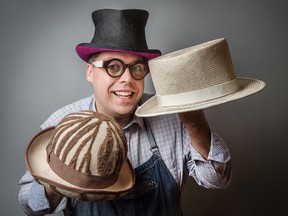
18,9,231,216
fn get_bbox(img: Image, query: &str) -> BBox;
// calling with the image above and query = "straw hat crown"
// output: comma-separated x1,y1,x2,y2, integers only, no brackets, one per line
151,39,236,95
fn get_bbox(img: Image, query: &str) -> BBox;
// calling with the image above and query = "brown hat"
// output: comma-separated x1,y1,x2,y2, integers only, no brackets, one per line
25,110,135,201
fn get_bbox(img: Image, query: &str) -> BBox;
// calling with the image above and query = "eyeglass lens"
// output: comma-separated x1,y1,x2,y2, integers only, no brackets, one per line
104,59,149,80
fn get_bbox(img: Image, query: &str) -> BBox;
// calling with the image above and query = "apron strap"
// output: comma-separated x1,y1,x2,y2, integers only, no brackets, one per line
139,98,160,154
143,118,160,154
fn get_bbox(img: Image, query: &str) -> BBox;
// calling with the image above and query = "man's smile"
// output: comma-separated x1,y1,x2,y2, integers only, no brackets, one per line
113,91,133,98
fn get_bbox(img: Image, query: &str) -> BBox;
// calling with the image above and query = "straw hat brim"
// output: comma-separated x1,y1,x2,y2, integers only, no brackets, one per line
25,127,135,198
136,77,266,117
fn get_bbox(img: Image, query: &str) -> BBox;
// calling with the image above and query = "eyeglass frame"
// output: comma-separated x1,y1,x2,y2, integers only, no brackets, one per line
91,58,150,80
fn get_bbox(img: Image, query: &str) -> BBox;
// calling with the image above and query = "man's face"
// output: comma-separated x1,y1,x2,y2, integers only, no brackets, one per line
86,52,145,121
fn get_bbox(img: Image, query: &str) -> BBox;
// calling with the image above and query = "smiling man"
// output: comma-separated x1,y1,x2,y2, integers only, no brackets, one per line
86,52,147,126
18,9,232,216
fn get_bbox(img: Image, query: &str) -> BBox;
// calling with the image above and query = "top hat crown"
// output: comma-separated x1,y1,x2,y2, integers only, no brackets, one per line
76,9,161,62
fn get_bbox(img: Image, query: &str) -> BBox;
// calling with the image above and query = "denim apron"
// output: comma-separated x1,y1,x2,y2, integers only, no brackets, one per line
70,118,182,216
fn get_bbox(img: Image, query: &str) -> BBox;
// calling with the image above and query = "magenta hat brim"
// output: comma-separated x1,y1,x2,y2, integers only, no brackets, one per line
76,46,162,62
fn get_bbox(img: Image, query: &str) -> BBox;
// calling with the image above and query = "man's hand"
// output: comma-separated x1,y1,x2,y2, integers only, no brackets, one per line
178,110,211,159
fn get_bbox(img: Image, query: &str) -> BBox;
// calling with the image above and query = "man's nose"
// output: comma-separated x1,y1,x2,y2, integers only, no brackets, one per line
118,67,133,82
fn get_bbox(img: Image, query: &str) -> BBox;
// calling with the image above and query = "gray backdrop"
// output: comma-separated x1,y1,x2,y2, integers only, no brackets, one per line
1,0,287,215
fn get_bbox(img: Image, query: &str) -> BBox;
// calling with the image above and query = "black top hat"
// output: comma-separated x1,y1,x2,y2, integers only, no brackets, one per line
76,9,162,62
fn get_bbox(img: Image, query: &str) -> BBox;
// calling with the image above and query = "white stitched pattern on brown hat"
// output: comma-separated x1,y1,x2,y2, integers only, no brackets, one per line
25,110,135,201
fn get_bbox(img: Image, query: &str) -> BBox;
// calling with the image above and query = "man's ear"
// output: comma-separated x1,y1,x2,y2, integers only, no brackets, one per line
86,63,93,83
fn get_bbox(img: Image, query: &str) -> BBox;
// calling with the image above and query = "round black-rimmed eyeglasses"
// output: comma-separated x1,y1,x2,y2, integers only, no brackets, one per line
92,58,150,80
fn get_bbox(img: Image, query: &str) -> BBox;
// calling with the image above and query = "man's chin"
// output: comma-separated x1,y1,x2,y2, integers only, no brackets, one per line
113,107,136,118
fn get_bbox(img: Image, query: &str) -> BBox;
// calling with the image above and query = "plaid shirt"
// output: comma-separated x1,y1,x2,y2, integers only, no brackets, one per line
18,94,231,215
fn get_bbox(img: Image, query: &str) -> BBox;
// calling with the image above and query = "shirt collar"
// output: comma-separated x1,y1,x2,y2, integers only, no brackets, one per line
123,114,144,130
89,95,97,111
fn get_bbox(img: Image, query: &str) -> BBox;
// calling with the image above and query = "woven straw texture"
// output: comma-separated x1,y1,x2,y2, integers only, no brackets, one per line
150,39,236,95
136,38,265,117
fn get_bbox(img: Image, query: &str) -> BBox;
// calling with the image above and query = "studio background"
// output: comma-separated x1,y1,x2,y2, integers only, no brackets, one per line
1,0,287,215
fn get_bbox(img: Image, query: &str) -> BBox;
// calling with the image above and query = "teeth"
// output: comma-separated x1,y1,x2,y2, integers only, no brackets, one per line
114,91,132,97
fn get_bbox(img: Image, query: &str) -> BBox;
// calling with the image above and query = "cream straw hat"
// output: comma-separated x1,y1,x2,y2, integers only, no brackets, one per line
136,38,265,117
25,110,135,201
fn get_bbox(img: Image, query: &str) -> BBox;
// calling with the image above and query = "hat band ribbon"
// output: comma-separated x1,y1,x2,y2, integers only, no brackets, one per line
47,144,118,189
158,78,239,106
